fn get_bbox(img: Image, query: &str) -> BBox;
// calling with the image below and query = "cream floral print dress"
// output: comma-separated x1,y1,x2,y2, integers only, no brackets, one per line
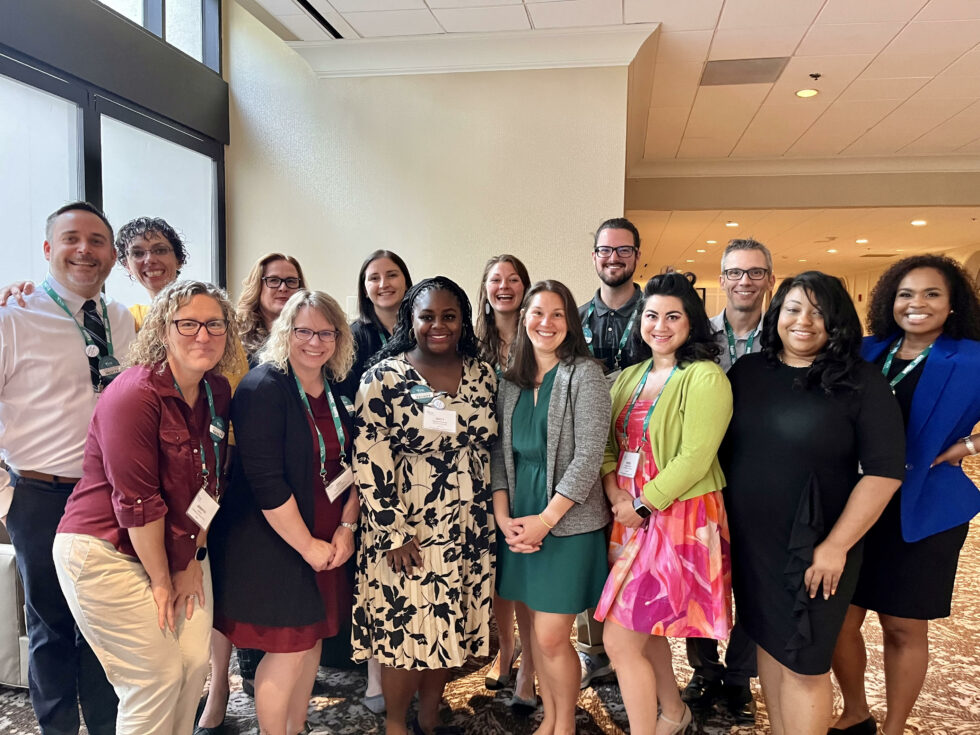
351,354,498,669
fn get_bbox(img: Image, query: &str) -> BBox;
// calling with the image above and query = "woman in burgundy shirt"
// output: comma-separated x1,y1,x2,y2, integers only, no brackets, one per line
211,290,360,735
53,280,239,735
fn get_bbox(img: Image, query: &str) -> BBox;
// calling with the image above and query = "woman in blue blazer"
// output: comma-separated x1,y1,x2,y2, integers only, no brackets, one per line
830,255,980,735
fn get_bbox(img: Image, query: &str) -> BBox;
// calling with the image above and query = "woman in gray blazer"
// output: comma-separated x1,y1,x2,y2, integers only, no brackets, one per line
491,280,611,735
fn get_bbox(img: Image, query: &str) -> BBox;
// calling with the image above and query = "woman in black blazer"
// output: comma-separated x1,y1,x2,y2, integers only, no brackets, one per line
211,290,360,735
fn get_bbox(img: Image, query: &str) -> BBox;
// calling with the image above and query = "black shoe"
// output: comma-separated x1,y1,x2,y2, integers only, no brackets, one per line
714,683,756,724
828,716,877,735
680,674,723,709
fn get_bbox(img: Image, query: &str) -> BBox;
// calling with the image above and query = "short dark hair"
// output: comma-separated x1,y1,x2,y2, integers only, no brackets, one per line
867,254,980,341
371,276,481,366
45,201,113,242
637,272,720,367
594,217,640,250
114,217,188,268
355,250,413,330
761,271,864,394
504,280,595,389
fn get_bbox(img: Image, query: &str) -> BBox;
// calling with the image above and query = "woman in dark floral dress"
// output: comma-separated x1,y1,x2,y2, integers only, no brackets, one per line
352,276,498,735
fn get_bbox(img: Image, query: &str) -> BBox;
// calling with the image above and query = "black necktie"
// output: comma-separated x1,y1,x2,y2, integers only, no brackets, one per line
81,299,108,390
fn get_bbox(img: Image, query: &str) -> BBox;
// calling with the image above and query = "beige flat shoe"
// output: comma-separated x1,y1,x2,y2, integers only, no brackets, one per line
658,703,692,734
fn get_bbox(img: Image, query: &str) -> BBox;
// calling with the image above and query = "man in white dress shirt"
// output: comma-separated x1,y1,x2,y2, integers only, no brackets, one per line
0,202,136,735
682,237,775,723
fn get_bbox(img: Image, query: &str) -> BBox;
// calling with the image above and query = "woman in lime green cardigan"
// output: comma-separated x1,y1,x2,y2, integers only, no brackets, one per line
595,273,733,735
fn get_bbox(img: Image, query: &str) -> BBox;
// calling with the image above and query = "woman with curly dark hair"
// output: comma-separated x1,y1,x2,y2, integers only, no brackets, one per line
722,271,906,735
592,272,731,734
830,256,980,735
351,277,497,735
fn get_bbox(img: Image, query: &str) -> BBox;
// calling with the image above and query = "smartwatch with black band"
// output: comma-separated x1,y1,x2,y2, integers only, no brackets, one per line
632,496,652,519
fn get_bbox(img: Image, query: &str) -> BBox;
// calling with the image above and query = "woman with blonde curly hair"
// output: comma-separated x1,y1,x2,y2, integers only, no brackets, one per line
237,253,308,358
212,290,360,735
53,280,239,735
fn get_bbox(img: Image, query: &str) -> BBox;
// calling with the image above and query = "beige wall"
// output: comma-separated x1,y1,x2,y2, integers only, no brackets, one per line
224,2,628,315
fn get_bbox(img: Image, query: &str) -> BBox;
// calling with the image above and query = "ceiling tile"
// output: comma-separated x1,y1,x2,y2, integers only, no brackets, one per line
708,26,808,60
787,98,904,155
623,0,724,30
643,105,688,158
431,4,529,32
839,76,931,100
915,0,980,21
902,100,980,152
796,22,905,56
426,0,521,7
718,0,825,30
862,52,960,78
816,0,929,25
845,97,974,153
943,47,980,75
955,136,980,151
732,99,832,156
655,30,713,62
770,54,874,99
330,0,424,10
679,83,771,157
884,19,980,55
342,9,444,36
913,73,980,97
526,0,622,29
275,12,332,39
254,0,302,15
650,62,704,107
307,0,360,36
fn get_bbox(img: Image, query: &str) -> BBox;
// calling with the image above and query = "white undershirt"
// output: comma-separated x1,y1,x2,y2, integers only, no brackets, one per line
0,275,136,516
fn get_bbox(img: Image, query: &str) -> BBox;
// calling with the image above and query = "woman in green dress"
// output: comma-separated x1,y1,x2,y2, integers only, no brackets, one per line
491,280,611,735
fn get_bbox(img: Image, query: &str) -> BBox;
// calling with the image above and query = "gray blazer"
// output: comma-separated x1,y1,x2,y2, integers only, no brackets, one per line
491,356,612,536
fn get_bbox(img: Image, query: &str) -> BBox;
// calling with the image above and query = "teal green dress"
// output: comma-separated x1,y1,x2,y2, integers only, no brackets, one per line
496,366,608,614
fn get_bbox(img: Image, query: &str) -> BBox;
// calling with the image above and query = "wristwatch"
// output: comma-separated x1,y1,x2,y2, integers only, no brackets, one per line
340,521,358,532
195,546,208,561
632,497,652,519
964,435,978,455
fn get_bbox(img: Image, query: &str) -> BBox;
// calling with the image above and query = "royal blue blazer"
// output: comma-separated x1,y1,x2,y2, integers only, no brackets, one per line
863,334,980,542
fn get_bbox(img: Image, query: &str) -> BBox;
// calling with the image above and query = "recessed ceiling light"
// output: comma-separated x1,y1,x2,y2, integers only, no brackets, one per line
796,88,819,98
696,249,706,253
725,221,739,227
686,259,695,263
896,249,905,252
911,219,927,226
706,240,717,244
798,258,807,262
856,238,868,244
827,249,838,253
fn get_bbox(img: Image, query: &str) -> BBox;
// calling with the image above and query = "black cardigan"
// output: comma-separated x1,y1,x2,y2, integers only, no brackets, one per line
211,363,353,628
336,320,388,403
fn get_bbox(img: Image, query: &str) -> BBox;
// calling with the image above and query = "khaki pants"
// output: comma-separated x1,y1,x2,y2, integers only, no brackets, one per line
53,533,212,735
575,609,604,656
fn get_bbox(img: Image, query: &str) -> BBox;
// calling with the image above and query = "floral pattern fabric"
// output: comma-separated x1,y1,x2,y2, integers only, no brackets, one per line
351,355,498,670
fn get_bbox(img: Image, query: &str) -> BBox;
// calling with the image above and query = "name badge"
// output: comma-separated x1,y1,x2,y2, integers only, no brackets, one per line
410,385,434,404
325,466,354,503
423,405,457,433
209,417,227,442
98,355,122,379
186,488,220,530
618,450,640,479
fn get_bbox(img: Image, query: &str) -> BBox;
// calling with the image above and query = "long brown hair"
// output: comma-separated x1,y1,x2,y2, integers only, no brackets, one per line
503,280,593,390
475,254,531,369
236,252,307,356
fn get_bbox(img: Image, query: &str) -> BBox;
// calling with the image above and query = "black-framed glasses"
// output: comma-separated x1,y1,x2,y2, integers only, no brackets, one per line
293,327,339,343
172,319,229,336
261,276,301,290
594,245,638,259
723,267,770,281
128,246,173,260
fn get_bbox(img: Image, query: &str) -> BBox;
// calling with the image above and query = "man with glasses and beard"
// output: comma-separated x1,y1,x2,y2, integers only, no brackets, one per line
681,237,775,724
575,217,647,688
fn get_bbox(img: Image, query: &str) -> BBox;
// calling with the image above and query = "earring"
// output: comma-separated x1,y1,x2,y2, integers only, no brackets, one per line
409,328,416,342
484,301,492,316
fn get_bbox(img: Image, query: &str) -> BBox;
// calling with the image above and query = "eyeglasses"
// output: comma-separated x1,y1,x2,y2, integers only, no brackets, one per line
723,268,770,281
261,276,301,290
293,327,339,343
128,246,173,260
594,246,638,259
172,319,229,336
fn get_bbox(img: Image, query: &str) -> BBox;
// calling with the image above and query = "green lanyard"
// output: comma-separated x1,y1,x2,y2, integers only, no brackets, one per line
723,313,756,366
378,326,388,346
42,280,114,358
173,378,222,499
293,371,347,487
881,338,933,391
622,361,677,451
582,298,641,370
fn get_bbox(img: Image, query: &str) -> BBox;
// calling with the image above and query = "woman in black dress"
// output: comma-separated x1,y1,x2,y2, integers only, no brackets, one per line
212,290,360,735
722,272,905,735
830,256,980,735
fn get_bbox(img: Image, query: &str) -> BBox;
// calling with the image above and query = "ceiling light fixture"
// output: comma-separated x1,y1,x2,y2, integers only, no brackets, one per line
796,88,819,98
706,240,717,244
686,259,695,263
827,249,838,253
798,258,807,262
725,221,738,227
911,219,927,226
856,238,868,244
696,249,706,253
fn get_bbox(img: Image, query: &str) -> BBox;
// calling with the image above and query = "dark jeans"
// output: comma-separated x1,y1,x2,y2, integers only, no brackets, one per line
685,619,757,687
5,474,117,735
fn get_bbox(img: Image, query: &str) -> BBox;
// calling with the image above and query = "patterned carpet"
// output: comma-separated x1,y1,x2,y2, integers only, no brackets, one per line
2,466,978,734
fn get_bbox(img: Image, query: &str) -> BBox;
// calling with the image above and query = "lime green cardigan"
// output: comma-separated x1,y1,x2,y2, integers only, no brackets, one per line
602,358,732,510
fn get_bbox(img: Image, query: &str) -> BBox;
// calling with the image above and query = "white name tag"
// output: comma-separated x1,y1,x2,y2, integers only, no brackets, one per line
186,488,220,530
423,405,457,433
618,451,640,479
325,466,354,503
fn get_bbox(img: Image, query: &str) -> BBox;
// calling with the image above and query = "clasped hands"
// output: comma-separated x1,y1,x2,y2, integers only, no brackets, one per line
302,525,355,573
497,514,548,554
